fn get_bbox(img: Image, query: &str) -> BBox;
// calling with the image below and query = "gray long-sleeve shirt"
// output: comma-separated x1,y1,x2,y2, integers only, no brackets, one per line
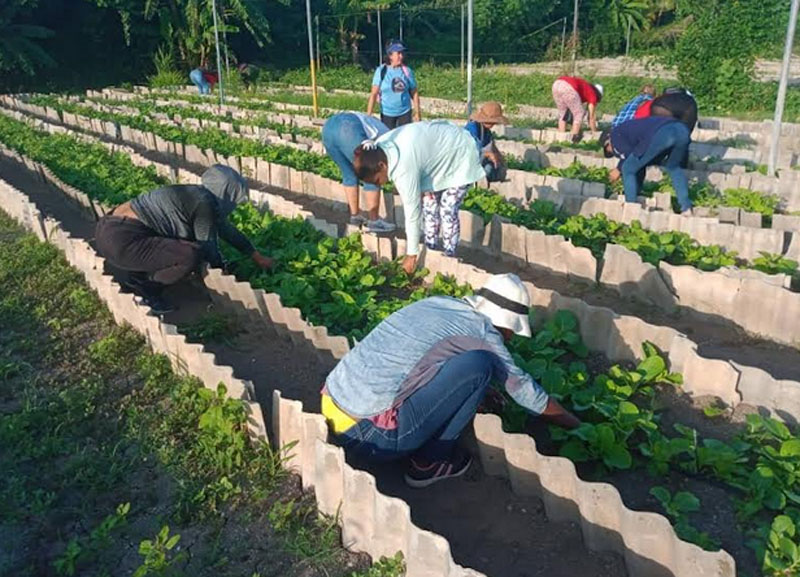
130,165,254,267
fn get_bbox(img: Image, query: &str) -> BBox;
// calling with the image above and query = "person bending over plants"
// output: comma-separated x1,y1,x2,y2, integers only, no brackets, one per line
95,165,273,314
189,65,218,95
321,112,396,233
635,87,698,133
551,75,603,140
321,273,580,488
601,117,693,215
353,120,486,272
611,84,655,128
465,101,509,183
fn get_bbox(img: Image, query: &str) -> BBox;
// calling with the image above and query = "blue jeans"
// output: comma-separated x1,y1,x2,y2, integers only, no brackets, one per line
335,350,498,463
189,69,210,95
321,113,378,191
621,122,692,211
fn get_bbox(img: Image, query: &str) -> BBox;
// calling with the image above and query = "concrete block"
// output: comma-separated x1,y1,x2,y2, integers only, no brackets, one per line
270,163,290,190
313,439,345,517
668,336,742,405
500,221,527,261
716,206,740,224
407,530,454,577
740,211,763,228
772,214,800,232
600,245,676,310
582,181,606,198
342,468,377,552
289,168,303,193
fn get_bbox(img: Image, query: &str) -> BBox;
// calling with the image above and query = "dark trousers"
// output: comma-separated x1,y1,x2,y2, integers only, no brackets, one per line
336,350,496,463
95,216,202,296
381,110,413,129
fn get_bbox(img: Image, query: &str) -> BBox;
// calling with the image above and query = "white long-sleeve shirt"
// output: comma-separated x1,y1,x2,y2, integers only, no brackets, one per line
376,121,485,255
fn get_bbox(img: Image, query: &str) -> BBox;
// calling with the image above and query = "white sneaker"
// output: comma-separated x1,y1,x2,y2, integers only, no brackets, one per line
365,218,397,233
349,214,367,226
681,208,693,217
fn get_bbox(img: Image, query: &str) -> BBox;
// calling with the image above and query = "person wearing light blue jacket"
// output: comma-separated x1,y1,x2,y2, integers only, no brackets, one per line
366,40,420,128
353,120,486,273
321,273,580,488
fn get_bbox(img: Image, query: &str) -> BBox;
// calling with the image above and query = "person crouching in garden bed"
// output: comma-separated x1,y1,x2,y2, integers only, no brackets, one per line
353,120,486,272
321,273,581,488
601,117,693,215
189,66,218,95
95,165,273,314
321,112,396,233
465,101,509,183
551,75,603,141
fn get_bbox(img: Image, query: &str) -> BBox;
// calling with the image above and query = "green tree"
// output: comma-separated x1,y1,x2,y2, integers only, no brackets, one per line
0,1,55,75
89,0,271,67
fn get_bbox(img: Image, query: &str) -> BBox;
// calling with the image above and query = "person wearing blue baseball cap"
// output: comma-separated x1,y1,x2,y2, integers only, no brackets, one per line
367,39,421,129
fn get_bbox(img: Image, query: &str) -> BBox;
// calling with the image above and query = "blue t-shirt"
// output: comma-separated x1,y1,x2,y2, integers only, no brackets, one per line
372,65,417,117
465,120,493,151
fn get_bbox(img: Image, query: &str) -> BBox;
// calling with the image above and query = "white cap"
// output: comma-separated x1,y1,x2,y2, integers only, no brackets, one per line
594,84,604,98
465,273,532,337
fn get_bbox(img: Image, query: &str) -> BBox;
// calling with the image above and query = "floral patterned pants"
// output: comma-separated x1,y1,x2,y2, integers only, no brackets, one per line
423,186,467,257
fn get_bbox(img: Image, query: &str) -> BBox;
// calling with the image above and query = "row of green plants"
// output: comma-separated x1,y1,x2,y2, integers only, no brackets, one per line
463,187,798,277
0,212,402,577
0,113,167,205
4,116,796,575
90,89,788,225
502,309,800,575
5,99,794,279
506,157,783,221
20,96,344,183
75,94,321,141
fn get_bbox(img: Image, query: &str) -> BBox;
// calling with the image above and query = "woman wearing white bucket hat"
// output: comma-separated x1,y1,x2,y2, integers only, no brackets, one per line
321,273,580,488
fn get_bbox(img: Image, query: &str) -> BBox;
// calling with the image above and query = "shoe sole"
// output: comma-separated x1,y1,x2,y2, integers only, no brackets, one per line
403,456,472,489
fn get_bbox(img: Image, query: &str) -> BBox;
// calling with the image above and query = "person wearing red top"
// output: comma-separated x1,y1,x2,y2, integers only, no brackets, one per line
551,76,604,139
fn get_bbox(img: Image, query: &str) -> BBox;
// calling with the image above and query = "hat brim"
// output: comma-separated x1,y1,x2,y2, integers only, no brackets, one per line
467,296,531,338
469,112,510,125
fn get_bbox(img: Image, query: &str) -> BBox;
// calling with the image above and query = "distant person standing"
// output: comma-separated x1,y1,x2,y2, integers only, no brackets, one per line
611,84,655,127
189,67,218,95
366,40,421,128
551,75,603,140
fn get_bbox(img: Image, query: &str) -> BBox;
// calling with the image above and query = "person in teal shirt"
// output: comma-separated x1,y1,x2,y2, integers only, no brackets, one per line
366,40,421,128
353,120,485,273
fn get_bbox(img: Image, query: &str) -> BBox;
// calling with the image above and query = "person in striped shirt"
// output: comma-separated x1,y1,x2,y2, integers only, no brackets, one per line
611,84,655,127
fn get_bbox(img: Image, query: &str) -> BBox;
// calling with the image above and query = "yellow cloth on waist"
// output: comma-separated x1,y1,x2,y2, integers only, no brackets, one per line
321,394,358,434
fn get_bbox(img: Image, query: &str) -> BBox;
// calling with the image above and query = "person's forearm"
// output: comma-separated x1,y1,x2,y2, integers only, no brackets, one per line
367,93,376,115
413,93,421,118
541,398,581,429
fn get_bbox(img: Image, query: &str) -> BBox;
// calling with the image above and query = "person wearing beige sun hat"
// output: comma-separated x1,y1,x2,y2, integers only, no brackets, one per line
465,101,509,184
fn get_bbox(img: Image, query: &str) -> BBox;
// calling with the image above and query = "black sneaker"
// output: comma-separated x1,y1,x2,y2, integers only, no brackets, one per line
403,449,473,488
135,294,175,315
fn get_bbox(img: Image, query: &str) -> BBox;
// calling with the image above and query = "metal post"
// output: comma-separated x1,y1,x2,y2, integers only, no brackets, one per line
460,4,465,81
625,19,632,57
316,14,321,71
399,5,403,41
305,0,319,116
768,0,800,175
211,0,224,106
571,0,579,73
377,9,383,67
560,17,566,63
466,0,473,116
221,0,230,80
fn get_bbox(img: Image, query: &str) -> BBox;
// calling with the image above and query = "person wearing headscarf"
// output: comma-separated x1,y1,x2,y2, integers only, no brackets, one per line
95,165,272,313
